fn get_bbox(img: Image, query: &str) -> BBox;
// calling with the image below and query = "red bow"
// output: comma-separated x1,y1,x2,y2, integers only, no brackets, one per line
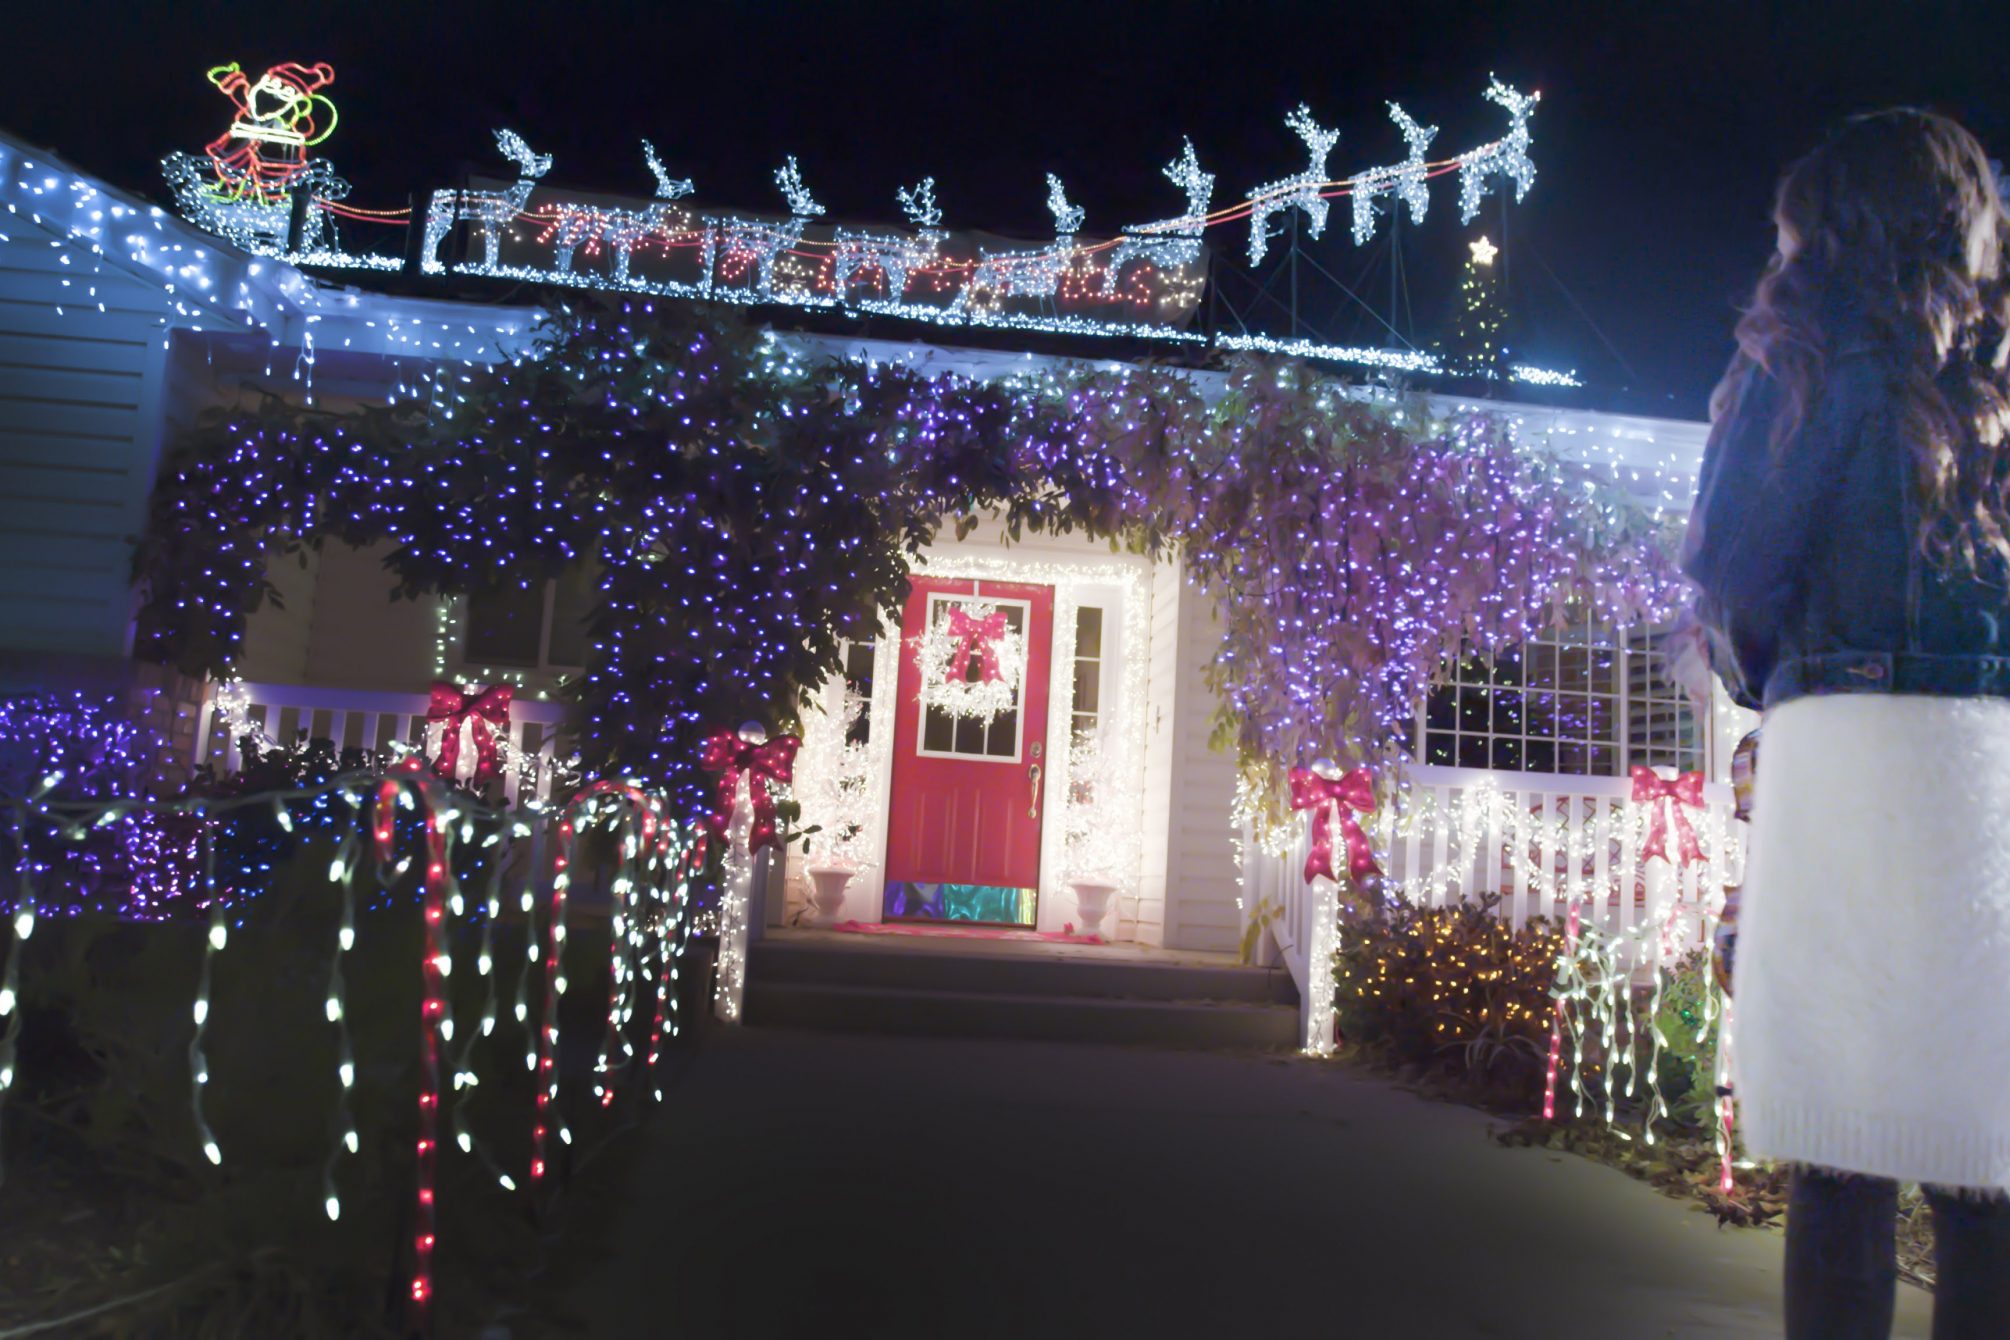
427,681,513,783
699,731,801,855
943,605,1009,685
1630,766,1706,868
1287,765,1383,885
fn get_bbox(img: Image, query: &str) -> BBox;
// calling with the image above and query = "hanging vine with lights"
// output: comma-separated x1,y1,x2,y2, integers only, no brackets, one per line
132,300,1682,819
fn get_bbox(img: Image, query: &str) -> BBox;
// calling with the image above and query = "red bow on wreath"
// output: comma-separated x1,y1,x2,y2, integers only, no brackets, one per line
698,730,801,855
943,605,1009,684
427,681,513,783
1287,765,1383,885
1630,765,1707,868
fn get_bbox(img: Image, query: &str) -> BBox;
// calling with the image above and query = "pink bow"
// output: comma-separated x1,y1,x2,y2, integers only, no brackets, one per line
1630,766,1707,867
943,605,1009,685
698,730,801,855
1288,766,1383,885
427,681,513,783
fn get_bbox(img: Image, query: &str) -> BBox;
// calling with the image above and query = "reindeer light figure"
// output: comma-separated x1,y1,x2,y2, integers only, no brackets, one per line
712,155,823,300
1100,138,1214,299
1246,106,1341,264
1349,103,1438,246
956,174,1084,315
549,140,696,284
1455,78,1540,223
831,177,946,306
422,129,551,271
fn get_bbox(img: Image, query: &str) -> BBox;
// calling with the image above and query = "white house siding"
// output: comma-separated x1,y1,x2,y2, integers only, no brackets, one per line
0,232,170,661
1136,555,1182,948
1154,569,1244,954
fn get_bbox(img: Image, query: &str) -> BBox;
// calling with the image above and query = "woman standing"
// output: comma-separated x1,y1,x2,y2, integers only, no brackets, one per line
1685,109,2010,1338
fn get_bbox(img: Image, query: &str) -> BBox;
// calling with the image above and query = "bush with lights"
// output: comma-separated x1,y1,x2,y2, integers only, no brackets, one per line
1331,895,1565,1106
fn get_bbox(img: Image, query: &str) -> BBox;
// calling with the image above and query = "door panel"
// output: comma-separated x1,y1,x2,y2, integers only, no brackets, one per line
883,578,1053,923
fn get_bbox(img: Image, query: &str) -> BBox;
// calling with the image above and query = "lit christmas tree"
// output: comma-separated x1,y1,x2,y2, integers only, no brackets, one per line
1443,234,1510,382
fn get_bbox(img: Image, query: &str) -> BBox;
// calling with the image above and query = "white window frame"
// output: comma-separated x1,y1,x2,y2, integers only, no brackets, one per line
914,591,1033,765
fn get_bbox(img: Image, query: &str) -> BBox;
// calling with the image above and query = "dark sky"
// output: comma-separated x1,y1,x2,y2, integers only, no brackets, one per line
7,0,2008,417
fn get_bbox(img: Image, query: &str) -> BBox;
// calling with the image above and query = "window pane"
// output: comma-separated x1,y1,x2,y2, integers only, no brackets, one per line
922,707,954,752
1073,660,1100,714
984,711,1019,757
844,642,876,745
1075,606,1103,660
464,582,544,667
953,715,986,754
1425,689,1456,732
1426,734,1455,766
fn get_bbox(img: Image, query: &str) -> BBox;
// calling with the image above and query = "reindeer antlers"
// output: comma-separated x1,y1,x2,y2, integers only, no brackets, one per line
1282,105,1341,163
641,141,694,201
1045,173,1085,236
492,129,552,180
775,156,825,217
896,177,942,229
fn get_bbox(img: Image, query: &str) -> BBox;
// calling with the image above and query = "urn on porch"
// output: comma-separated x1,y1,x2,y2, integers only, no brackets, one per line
1067,880,1119,937
804,865,856,926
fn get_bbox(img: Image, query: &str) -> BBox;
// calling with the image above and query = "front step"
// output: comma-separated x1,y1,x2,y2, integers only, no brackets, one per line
742,939,1299,1050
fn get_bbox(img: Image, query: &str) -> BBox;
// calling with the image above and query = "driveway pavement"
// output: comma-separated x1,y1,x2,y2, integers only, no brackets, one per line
556,1029,1933,1339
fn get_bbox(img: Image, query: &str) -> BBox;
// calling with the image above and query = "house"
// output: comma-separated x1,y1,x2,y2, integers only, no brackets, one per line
0,126,1750,1050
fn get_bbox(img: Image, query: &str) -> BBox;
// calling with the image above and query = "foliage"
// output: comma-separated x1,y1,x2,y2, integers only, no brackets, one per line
132,300,1683,820
1650,951,1722,1130
0,840,692,1335
1332,895,1564,1106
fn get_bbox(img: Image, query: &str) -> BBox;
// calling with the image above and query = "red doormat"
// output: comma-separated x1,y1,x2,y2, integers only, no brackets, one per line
830,920,1105,945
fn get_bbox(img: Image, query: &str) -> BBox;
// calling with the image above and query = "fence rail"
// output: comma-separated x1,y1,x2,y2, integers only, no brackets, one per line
192,680,570,806
1247,762,1742,1051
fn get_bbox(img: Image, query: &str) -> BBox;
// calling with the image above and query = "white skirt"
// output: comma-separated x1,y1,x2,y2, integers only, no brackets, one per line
1734,692,2010,1191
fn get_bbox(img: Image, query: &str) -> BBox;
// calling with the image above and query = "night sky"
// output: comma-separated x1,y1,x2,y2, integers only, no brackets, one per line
7,0,2007,417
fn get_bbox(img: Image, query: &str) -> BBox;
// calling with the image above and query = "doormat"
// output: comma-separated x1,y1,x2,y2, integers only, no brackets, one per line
829,920,1105,946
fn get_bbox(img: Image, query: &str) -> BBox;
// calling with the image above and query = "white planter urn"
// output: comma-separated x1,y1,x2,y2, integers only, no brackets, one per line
1068,880,1119,938
804,865,856,926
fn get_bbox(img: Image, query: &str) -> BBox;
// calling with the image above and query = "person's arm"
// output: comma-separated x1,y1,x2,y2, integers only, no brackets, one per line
1681,362,1869,707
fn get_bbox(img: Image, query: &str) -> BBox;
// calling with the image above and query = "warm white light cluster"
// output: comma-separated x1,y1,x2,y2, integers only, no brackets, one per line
421,129,551,272
1102,139,1215,298
832,179,946,305
1455,78,1540,224
1349,103,1437,246
909,598,1028,723
905,549,1153,934
1214,331,1581,388
712,775,756,1022
955,175,1085,314
790,684,879,873
1247,104,1343,264
1060,728,1133,887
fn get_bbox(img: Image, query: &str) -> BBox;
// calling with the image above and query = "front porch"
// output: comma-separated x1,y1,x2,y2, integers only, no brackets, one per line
741,924,1299,1050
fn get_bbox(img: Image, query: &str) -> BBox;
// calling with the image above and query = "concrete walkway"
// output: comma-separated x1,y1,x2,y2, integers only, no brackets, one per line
559,1029,1933,1339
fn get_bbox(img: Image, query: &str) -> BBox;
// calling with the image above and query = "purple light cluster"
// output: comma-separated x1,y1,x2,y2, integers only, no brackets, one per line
132,305,1682,819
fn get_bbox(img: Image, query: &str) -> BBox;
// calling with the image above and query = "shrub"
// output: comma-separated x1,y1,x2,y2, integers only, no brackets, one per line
1332,895,1564,1107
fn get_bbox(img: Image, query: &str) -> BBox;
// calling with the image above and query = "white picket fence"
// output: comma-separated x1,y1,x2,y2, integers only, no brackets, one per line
192,681,570,806
1246,763,1741,1051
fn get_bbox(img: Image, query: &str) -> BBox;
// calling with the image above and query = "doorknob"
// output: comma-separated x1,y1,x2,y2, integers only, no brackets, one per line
1028,762,1042,819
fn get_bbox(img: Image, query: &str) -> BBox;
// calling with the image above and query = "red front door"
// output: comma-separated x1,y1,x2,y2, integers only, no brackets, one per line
882,577,1054,925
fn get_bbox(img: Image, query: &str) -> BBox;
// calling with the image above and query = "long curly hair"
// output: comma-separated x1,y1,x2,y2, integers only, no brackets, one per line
1713,108,2010,570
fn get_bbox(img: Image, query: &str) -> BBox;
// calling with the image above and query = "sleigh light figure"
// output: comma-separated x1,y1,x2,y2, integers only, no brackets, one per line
161,60,349,253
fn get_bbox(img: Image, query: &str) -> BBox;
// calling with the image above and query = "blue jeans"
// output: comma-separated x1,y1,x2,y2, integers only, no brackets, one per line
1787,1166,2010,1338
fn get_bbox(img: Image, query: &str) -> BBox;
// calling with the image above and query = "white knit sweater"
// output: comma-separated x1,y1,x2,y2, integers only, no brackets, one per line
1734,692,2010,1191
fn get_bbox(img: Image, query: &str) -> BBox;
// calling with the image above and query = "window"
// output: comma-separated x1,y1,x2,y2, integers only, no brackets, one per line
461,561,595,674
918,596,1027,760
1071,605,1103,743
1419,612,1706,777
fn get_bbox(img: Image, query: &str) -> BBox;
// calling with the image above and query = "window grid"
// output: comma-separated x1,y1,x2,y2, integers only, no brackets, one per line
1071,605,1103,745
1419,614,1706,778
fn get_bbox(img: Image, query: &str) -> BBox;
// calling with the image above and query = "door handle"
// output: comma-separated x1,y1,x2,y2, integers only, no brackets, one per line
1028,763,1042,819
